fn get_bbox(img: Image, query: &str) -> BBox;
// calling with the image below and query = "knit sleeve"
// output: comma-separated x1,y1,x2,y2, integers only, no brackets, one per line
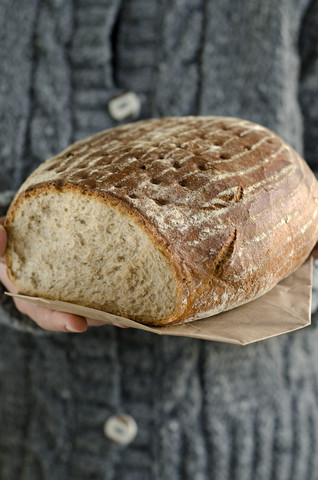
298,0,318,314
298,0,318,174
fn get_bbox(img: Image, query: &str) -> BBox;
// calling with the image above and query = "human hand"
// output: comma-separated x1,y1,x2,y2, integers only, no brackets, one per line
0,217,126,332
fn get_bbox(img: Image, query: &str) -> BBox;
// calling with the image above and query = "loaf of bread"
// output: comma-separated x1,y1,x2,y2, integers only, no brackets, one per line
4,116,318,325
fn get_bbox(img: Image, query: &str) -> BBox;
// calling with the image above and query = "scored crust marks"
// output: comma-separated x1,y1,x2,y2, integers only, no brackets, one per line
20,116,303,284
37,116,283,214
35,117,290,234
212,228,237,278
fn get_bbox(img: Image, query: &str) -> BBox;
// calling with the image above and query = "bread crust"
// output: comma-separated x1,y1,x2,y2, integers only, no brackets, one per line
5,116,318,325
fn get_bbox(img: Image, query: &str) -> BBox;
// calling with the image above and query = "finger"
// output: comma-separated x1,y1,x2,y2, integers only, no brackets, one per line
13,297,88,332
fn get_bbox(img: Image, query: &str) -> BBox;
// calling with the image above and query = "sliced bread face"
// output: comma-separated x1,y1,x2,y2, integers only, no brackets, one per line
6,188,178,324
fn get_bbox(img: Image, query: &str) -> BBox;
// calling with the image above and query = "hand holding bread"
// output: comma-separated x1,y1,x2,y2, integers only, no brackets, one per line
3,116,318,329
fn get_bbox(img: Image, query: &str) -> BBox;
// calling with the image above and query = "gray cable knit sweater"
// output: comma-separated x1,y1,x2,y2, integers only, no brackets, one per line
1,1,318,479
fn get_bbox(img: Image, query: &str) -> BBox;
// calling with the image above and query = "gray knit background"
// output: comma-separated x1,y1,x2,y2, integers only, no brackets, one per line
1,1,318,479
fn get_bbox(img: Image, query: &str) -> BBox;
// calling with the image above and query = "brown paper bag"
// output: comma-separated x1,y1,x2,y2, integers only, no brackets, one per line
6,257,313,345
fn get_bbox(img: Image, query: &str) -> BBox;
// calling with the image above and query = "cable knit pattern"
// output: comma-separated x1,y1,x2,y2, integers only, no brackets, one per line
115,0,205,118
0,0,39,191
299,0,318,172
70,0,122,140
23,0,74,181
1,1,318,479
198,0,306,153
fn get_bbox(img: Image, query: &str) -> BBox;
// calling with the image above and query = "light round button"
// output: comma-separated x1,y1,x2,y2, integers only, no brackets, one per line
108,91,141,121
103,414,138,446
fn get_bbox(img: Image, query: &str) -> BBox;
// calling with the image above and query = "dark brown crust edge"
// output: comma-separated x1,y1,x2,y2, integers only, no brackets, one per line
4,182,194,325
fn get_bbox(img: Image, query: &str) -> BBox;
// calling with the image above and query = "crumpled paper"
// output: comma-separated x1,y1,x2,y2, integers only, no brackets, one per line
6,257,313,345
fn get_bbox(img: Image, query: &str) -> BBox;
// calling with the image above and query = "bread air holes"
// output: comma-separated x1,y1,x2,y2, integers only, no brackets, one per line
153,198,169,206
219,152,232,160
28,215,40,226
172,162,182,169
76,233,85,246
194,162,208,171
30,272,39,289
213,139,224,147
75,216,86,225
150,178,161,185
179,179,187,188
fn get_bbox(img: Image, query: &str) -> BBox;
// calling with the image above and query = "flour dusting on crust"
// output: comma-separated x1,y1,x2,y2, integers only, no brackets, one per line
8,116,318,324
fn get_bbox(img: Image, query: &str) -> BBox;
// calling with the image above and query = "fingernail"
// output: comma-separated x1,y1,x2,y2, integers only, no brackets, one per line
65,325,84,333
0,225,5,232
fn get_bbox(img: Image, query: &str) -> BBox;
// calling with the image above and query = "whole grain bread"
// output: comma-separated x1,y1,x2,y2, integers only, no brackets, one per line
4,116,318,325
